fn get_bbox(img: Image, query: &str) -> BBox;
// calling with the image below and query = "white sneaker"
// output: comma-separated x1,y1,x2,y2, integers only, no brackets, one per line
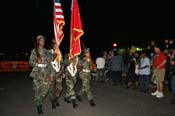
156,92,164,98
151,90,159,96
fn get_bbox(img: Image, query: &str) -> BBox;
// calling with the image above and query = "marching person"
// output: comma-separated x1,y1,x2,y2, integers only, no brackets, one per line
76,48,96,107
64,54,79,108
29,35,50,115
48,40,65,109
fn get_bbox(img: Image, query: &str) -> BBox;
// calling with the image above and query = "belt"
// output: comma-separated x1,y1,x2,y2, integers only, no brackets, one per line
82,69,91,73
37,64,47,68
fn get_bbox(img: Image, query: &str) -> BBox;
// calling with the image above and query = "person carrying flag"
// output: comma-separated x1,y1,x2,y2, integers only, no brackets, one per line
47,39,65,109
64,54,79,108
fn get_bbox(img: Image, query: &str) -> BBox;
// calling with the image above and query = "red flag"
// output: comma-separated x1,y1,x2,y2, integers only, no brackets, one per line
70,0,84,58
53,0,65,45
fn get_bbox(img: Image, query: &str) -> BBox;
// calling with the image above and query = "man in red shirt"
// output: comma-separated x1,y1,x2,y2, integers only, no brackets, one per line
151,45,166,98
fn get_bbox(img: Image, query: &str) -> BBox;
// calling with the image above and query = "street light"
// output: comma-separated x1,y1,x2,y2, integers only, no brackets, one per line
113,43,117,47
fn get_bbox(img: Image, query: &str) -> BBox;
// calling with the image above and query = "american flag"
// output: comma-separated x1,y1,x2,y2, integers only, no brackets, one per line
53,0,65,45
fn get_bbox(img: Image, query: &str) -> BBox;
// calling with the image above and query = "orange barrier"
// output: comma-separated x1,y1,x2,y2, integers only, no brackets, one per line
0,61,31,72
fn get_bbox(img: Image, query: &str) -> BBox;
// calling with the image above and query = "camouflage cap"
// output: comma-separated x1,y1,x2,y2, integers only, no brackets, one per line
36,35,46,40
83,48,90,54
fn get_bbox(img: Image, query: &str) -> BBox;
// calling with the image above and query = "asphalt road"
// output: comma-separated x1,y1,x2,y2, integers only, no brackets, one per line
0,72,174,116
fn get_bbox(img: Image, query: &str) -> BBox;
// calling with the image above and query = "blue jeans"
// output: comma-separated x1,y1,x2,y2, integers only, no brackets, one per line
111,71,122,85
97,68,105,81
171,75,175,94
139,75,150,92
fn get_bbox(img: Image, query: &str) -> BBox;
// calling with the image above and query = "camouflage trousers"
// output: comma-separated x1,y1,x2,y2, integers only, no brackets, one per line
33,77,50,106
48,76,63,102
65,76,77,101
78,72,93,100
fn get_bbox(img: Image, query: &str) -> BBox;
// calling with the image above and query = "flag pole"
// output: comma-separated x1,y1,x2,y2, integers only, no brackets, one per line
80,40,97,71
80,39,86,49
53,0,60,62
52,0,65,72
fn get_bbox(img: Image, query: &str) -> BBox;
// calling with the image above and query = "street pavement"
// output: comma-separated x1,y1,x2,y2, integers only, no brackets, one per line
0,72,174,116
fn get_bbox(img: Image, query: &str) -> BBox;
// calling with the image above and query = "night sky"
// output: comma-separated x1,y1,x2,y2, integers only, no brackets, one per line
1,0,175,55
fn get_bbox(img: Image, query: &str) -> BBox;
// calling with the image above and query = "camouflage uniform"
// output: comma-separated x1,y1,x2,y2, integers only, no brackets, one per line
49,49,64,108
64,55,78,108
77,48,96,106
29,35,50,114
29,47,50,106
47,49,64,108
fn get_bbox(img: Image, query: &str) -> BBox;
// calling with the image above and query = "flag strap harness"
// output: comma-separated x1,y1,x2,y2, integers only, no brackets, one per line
51,48,61,72
67,56,78,77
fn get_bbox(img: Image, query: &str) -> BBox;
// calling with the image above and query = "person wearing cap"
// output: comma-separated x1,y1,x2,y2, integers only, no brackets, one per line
64,54,79,108
29,35,50,115
47,39,65,109
76,48,96,106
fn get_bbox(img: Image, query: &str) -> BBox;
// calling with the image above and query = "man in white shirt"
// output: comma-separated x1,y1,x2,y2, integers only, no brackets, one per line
138,51,151,93
96,54,106,82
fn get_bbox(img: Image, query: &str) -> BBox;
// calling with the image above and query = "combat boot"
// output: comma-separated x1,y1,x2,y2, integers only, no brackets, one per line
56,101,60,107
64,97,71,103
50,98,56,109
76,95,82,102
51,101,56,109
89,100,96,107
72,99,78,108
55,97,60,107
170,93,175,104
37,105,43,115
